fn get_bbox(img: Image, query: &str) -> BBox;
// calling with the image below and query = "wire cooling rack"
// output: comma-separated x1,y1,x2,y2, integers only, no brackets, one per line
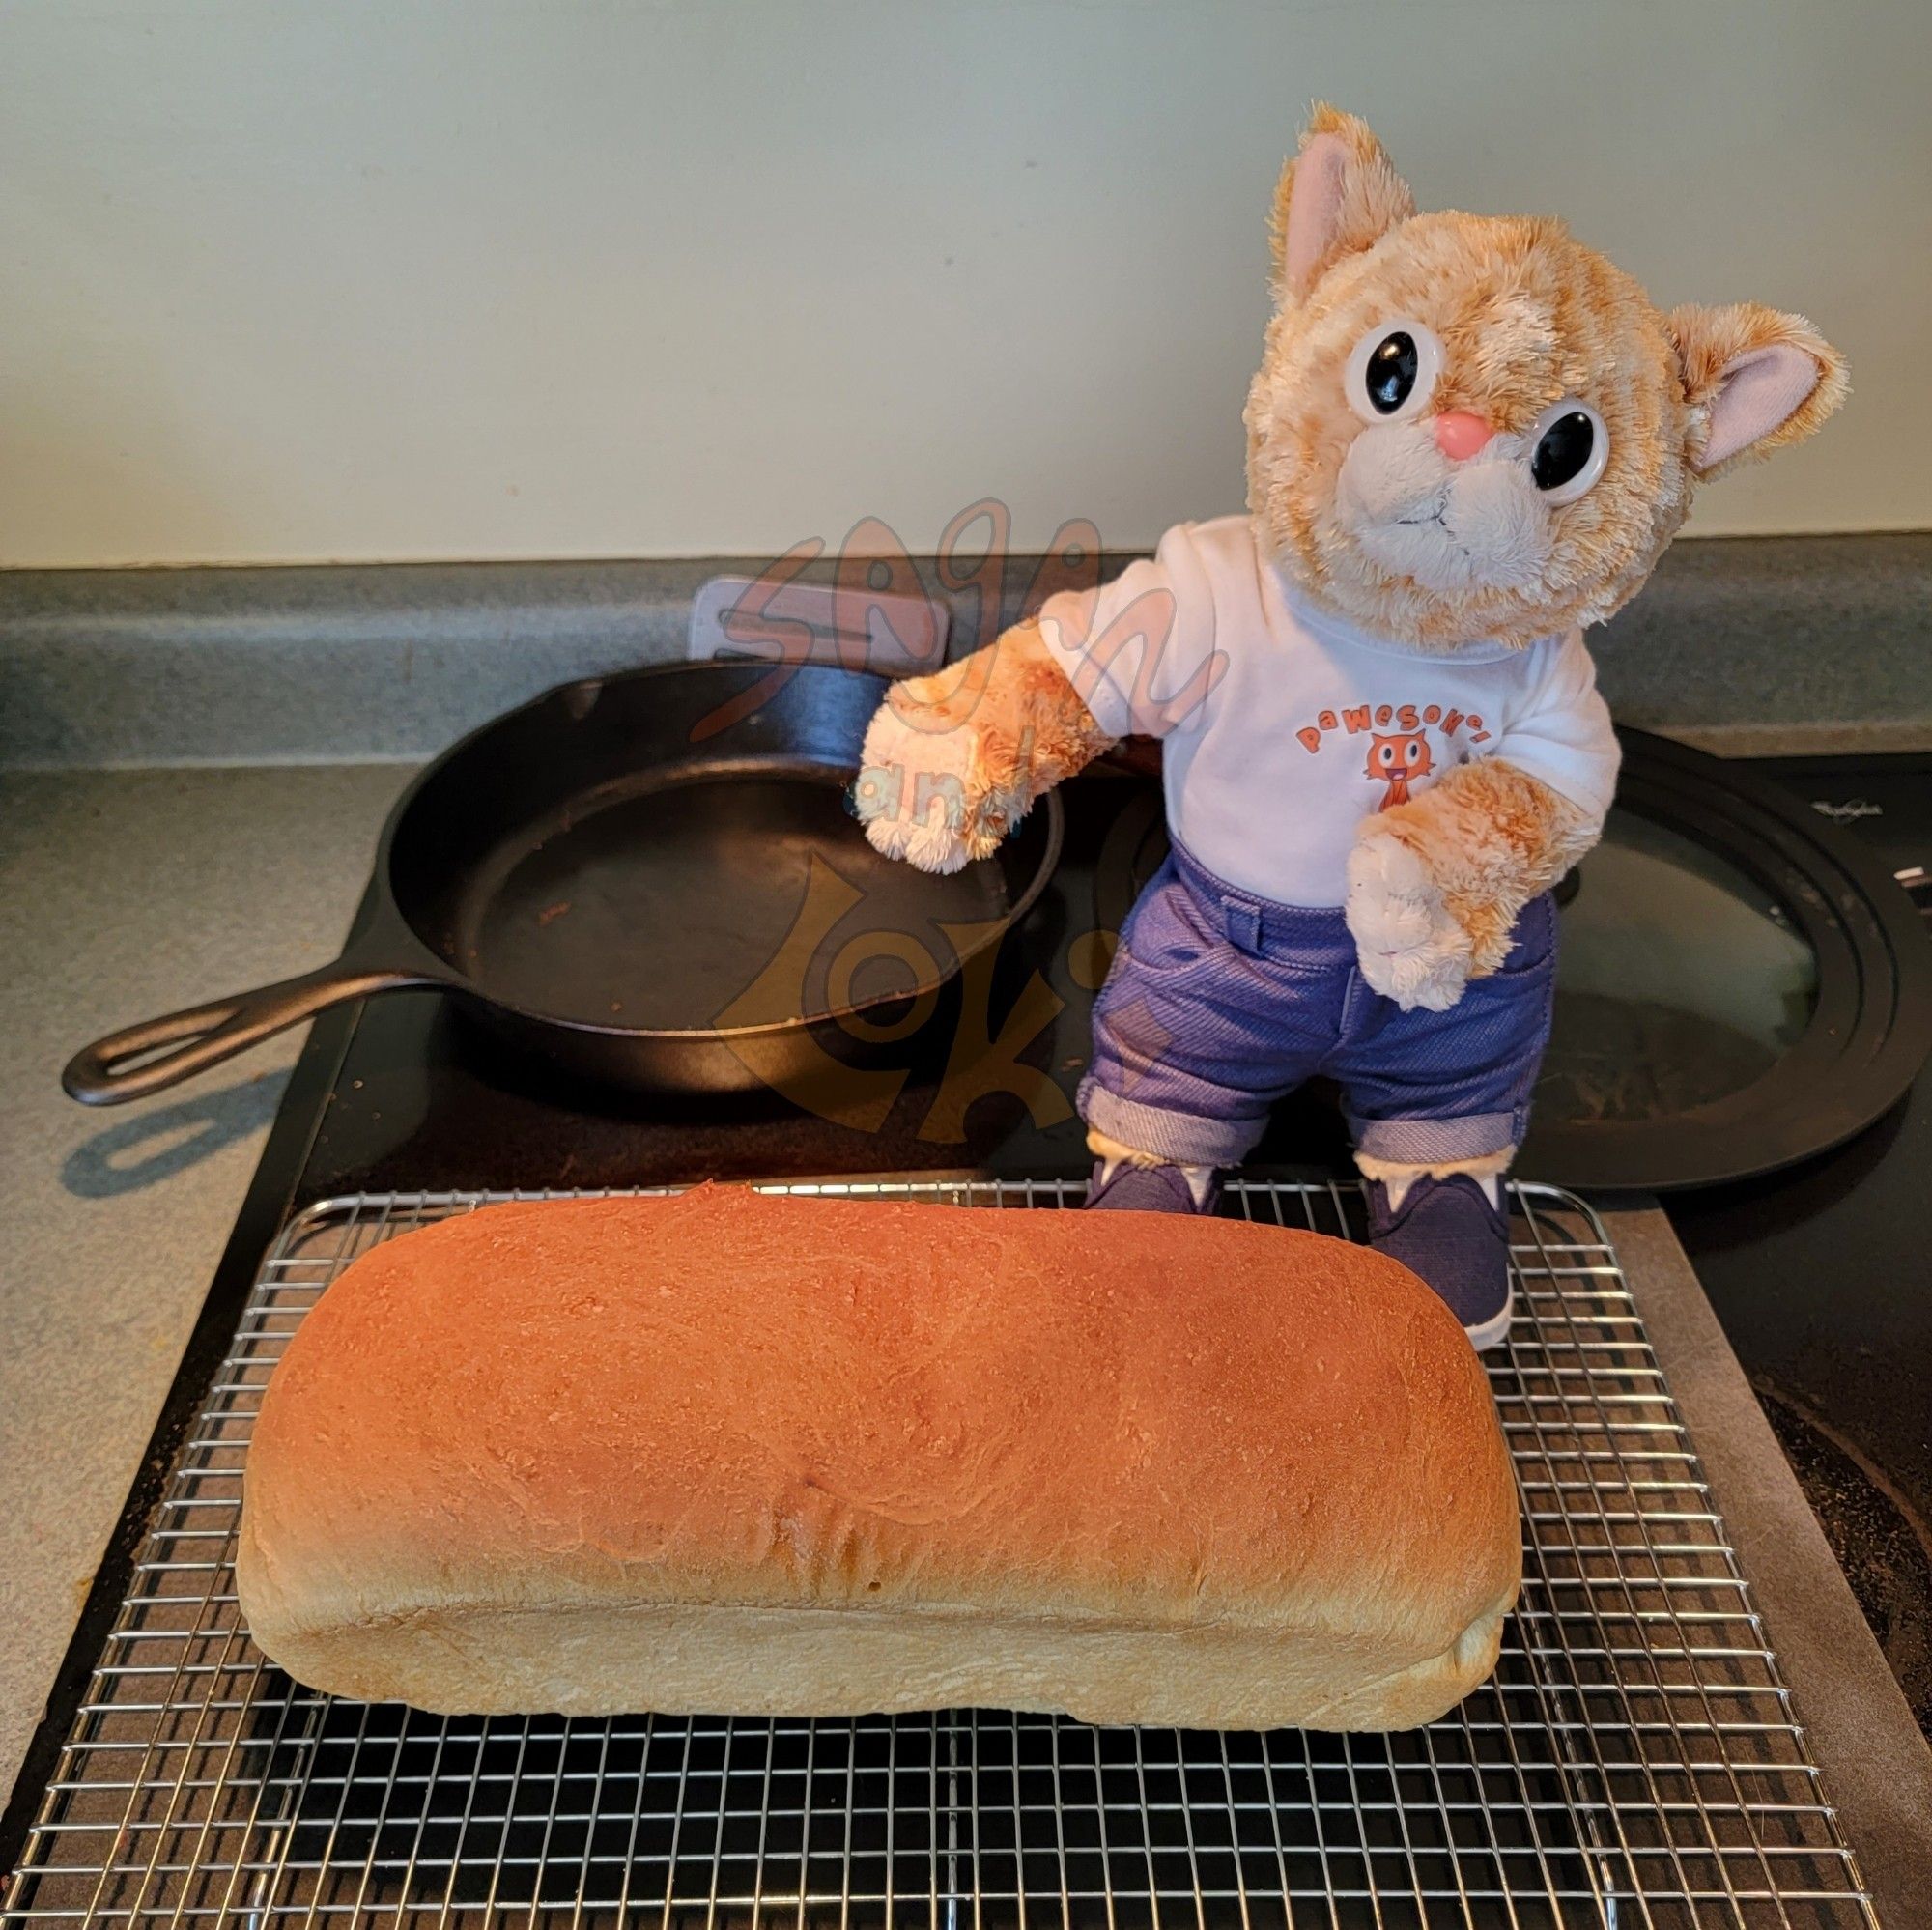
2,1180,1877,1930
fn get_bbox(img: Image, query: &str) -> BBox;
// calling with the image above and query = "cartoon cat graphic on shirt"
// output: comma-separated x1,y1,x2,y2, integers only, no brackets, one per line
1368,731,1434,809
851,106,1843,1304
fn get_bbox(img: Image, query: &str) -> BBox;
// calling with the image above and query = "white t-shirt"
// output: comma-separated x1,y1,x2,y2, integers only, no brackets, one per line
1037,515,1621,907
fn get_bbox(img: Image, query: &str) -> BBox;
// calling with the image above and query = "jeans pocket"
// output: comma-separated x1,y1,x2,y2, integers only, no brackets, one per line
1488,892,1558,980
1116,883,1223,985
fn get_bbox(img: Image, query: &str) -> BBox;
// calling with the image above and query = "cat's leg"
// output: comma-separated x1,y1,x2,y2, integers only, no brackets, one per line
1084,1126,1220,1213
1334,890,1559,1347
1352,1148,1520,1350
1353,1146,1516,1210
1077,850,1344,1214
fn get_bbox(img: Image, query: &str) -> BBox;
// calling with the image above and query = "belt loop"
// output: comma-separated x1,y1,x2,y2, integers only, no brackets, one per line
1225,900,1263,956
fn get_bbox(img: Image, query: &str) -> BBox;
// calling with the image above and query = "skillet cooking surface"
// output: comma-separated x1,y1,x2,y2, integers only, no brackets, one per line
445,765,1011,1031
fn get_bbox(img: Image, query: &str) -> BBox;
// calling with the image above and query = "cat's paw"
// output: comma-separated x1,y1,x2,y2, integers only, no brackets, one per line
852,698,1017,874
1345,832,1473,1012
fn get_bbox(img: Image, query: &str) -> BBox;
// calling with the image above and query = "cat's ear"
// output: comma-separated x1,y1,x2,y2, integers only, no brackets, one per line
1666,303,1848,477
1268,105,1415,307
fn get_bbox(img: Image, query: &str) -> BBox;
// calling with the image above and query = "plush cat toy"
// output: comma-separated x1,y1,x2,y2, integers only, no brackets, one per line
854,107,1845,1347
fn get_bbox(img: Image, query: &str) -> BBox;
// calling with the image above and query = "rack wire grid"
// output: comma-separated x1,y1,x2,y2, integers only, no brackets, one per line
3,1179,1877,1930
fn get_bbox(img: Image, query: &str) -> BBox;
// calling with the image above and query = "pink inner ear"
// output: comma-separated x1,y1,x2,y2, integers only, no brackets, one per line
1283,133,1349,297
1698,343,1819,469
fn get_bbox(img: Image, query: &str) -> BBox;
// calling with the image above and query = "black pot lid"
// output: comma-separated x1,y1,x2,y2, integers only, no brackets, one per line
1519,728,1932,1189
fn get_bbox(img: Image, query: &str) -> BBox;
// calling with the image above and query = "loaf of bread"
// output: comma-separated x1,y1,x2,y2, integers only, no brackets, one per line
237,1187,1519,1731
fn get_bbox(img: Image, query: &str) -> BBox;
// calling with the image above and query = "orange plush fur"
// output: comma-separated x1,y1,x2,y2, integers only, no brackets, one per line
1244,107,1845,651
1372,760,1596,974
859,106,1845,1167
872,619,1111,867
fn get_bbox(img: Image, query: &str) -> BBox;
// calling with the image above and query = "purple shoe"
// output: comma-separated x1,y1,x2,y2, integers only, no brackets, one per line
1083,1160,1220,1215
1364,1174,1513,1349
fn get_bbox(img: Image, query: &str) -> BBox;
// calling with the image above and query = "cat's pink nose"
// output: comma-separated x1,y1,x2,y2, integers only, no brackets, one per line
1433,411,1494,461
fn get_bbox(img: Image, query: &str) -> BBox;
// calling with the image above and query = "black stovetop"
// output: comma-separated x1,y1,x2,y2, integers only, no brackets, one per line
1667,752,1932,1737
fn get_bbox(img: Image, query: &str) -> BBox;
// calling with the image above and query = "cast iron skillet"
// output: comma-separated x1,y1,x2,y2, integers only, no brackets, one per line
64,663,1062,1104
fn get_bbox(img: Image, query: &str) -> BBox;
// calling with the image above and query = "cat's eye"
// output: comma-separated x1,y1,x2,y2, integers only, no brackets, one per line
1527,399,1609,503
1345,320,1443,424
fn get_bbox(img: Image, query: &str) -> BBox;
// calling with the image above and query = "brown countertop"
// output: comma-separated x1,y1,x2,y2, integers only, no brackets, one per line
1605,1204,1932,1922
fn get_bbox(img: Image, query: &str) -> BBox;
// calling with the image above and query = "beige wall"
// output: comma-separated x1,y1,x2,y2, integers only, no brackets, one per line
1,1,1925,569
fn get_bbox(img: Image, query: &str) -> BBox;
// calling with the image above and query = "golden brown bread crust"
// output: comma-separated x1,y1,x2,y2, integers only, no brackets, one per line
237,1189,1520,1729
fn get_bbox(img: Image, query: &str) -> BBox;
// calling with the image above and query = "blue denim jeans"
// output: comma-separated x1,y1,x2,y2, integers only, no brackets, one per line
1080,837,1557,1168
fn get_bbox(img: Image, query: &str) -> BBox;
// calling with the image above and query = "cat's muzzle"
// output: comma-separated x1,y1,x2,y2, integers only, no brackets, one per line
1336,421,1552,595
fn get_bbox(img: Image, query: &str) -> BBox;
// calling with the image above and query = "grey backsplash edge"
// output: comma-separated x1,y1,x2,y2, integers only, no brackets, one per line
1,533,1926,768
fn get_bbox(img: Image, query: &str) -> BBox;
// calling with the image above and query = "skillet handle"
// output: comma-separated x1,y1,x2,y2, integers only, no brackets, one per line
63,963,440,1106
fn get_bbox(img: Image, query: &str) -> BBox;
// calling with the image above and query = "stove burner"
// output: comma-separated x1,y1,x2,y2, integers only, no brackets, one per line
1757,1384,1932,1737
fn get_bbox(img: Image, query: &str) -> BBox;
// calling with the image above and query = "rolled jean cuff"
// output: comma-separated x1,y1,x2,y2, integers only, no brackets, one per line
1349,1111,1519,1164
1078,1076,1266,1168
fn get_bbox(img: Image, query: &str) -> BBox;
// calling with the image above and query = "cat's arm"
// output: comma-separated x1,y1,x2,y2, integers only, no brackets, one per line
856,525,1223,874
1345,760,1603,1011
1345,634,1618,1012
854,618,1116,873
